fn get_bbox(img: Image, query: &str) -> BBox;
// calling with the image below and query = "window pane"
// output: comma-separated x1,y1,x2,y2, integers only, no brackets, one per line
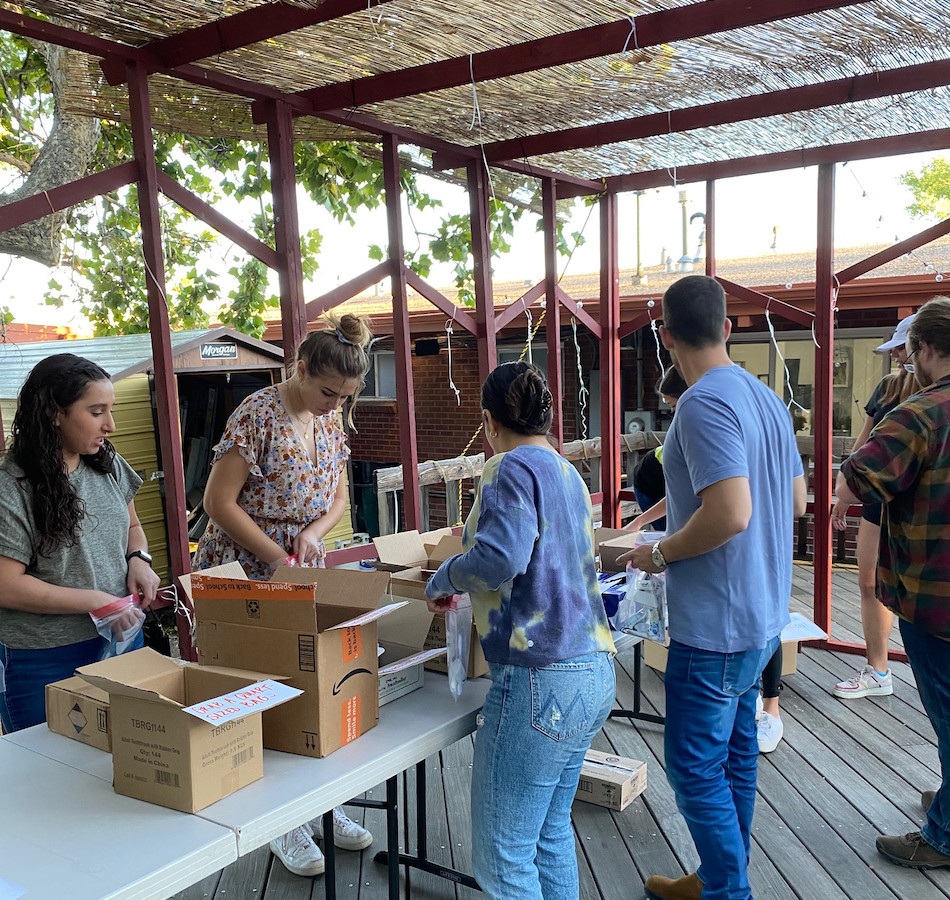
378,353,397,398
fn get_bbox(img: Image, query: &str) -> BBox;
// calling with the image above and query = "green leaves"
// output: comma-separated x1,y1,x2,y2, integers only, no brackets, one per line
901,158,950,220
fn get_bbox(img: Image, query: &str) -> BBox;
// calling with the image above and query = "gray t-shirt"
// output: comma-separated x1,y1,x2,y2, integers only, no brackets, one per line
0,454,142,649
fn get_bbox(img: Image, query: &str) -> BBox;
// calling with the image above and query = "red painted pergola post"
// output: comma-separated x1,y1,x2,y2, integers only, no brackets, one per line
812,163,836,636
599,191,621,527
467,159,496,452
542,178,564,451
126,62,192,655
382,135,421,530
264,99,307,368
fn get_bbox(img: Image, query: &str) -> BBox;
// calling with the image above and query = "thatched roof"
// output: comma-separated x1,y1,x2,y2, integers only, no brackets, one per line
25,0,950,181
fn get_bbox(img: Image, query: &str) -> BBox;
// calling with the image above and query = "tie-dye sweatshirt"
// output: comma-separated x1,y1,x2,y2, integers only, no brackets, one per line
425,444,616,667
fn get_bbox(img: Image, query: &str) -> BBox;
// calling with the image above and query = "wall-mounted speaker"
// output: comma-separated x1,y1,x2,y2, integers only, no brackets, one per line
414,338,440,357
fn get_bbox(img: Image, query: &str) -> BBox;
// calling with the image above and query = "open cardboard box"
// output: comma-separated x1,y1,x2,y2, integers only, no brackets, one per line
77,648,297,812
371,529,462,575
372,533,487,679
376,599,448,706
183,563,397,758
598,531,646,574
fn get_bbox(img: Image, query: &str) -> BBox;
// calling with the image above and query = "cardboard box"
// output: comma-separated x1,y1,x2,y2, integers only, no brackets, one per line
77,648,297,812
372,529,462,575
421,607,489,679
186,565,397,758
594,528,627,567
641,637,799,676
46,676,112,752
376,599,448,706
574,750,647,811
598,532,645,573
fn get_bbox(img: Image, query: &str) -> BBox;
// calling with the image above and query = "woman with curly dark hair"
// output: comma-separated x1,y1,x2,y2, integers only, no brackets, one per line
0,353,159,733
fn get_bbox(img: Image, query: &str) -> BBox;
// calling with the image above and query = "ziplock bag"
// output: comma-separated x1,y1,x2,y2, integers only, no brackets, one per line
614,564,668,643
89,594,146,660
445,592,473,700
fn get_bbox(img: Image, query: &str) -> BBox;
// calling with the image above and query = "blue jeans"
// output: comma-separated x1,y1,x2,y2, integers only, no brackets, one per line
664,636,779,900
899,619,950,856
471,651,615,900
0,636,108,733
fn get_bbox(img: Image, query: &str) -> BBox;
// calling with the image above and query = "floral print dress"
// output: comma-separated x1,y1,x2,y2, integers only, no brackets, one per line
194,384,350,580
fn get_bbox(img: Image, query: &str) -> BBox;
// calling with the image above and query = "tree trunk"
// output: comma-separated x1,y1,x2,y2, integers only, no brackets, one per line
0,43,100,266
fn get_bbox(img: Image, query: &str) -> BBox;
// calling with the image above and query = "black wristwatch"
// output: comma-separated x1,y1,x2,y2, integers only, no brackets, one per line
126,549,153,566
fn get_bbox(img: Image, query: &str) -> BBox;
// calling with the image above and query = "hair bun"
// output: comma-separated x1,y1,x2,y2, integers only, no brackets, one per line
328,312,372,349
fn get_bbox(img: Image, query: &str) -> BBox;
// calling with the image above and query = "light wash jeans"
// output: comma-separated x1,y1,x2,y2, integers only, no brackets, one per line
900,619,950,856
471,651,615,900
664,635,779,900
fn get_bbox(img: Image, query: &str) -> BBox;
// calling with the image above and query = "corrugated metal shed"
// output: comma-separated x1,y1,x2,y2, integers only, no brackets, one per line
0,327,283,398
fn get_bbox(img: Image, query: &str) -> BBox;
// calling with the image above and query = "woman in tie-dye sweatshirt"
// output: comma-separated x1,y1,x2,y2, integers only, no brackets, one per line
426,361,615,900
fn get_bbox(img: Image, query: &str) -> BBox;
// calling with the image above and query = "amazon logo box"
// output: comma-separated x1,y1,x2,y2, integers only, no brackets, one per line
183,564,399,758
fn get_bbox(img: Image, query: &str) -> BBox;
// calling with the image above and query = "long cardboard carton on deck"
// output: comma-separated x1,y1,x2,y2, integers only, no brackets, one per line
77,648,298,812
185,565,397,758
574,750,647,811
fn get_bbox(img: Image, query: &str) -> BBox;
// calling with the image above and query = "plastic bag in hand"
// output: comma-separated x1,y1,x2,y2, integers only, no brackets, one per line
445,593,473,700
89,595,146,660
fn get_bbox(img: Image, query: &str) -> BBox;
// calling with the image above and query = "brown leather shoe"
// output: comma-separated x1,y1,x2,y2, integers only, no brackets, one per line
644,871,703,900
922,790,937,812
877,831,950,869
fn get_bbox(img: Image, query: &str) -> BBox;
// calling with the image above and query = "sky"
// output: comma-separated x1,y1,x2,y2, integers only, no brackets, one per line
1,149,945,334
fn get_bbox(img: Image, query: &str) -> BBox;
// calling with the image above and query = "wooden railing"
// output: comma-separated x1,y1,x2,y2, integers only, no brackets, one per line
371,433,858,537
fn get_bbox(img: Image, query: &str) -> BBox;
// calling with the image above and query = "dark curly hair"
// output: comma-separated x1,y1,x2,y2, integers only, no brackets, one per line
8,354,115,555
481,361,554,436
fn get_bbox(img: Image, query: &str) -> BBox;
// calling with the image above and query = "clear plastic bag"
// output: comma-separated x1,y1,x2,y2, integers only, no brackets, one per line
615,564,667,643
445,592,473,700
89,594,146,660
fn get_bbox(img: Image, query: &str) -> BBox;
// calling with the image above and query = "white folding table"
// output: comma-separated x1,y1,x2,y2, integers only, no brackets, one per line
0,739,236,900
4,674,490,900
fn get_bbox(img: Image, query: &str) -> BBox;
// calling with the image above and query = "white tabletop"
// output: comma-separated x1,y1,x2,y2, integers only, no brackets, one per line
6,674,490,859
0,739,236,900
199,673,490,854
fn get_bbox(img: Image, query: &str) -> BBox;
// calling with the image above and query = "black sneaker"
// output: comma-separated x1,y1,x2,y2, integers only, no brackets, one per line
877,832,950,869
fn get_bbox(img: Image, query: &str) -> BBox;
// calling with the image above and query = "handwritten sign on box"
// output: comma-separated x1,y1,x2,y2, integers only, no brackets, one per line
182,680,303,726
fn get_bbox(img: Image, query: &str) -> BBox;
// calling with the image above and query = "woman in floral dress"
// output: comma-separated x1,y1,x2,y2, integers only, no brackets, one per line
194,313,374,878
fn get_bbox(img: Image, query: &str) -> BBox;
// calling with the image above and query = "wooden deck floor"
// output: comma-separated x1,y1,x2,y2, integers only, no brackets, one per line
174,564,944,900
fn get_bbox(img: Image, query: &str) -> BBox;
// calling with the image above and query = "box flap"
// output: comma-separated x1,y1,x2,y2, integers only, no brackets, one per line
377,598,435,647
373,530,426,567
420,527,455,554
378,646,447,676
76,647,181,687
271,566,390,608
178,561,248,603
190,575,320,631
429,534,462,564
325,600,407,631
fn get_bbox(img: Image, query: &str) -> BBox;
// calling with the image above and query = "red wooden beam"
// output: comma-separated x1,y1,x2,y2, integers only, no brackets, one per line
715,277,814,328
297,0,870,111
813,163,837,638
383,135,421,530
543,179,564,451
305,261,391,321
495,280,546,331
619,310,655,340
156,171,278,269
101,0,397,80
126,62,192,655
599,192,621,528
404,269,478,336
265,100,307,368
483,59,950,163
555,285,602,340
836,215,950,284
0,162,136,234
582,128,950,196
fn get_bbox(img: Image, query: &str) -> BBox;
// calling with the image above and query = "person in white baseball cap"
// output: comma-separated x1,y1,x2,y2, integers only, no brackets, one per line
831,311,917,701
876,313,917,352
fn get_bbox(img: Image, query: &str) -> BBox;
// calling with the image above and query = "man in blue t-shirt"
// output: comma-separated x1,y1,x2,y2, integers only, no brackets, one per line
625,276,806,900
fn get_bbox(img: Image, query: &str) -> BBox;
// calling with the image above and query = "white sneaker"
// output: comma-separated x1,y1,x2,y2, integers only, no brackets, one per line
755,693,763,722
833,665,893,699
757,712,783,754
270,826,325,876
311,805,373,852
